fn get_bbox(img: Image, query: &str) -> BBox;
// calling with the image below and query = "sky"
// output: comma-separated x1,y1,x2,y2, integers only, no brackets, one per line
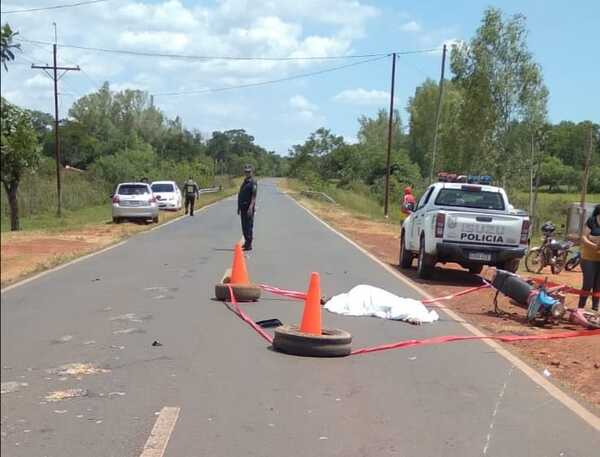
1,0,599,155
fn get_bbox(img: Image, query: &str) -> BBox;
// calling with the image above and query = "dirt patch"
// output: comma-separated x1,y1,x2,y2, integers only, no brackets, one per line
0,211,183,287
291,192,600,408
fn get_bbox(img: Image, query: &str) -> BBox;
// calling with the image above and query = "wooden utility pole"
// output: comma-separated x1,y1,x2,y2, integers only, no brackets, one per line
31,26,79,217
579,124,594,236
429,44,447,184
383,52,397,218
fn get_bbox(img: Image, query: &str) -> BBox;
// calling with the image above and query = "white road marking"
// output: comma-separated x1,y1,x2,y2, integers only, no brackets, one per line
139,406,180,457
1,199,223,294
482,366,514,455
288,193,600,433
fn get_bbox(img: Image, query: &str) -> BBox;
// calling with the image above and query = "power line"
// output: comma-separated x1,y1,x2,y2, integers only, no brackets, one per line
2,0,109,14
153,55,390,97
17,37,439,62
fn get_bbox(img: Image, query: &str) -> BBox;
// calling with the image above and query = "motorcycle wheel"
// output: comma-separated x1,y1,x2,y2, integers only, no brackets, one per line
564,256,580,271
524,248,545,273
551,253,567,275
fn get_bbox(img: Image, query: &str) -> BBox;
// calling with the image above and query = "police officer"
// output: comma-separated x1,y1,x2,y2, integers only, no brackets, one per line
183,176,199,216
238,165,257,251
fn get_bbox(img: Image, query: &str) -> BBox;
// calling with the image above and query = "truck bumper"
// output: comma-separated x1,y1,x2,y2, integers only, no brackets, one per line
435,242,525,265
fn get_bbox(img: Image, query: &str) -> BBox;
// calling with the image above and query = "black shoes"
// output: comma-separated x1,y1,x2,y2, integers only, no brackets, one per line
242,244,253,251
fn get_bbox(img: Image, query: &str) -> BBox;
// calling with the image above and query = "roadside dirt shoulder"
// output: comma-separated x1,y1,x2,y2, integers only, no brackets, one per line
286,191,599,408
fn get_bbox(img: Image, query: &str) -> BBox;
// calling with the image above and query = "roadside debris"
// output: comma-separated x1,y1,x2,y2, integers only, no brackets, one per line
45,388,88,402
152,340,163,347
52,335,73,344
1,382,28,394
543,368,551,377
113,328,146,335
256,318,282,328
48,363,110,376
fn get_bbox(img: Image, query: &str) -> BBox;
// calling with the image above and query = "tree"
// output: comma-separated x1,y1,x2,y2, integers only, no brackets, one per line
1,98,41,230
407,79,463,176
450,7,548,181
1,23,20,71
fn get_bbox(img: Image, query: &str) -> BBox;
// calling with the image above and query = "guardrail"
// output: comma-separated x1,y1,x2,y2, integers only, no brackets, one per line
300,190,336,204
199,186,222,194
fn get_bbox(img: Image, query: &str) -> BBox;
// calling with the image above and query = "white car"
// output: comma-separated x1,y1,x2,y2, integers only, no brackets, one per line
151,181,182,211
112,182,159,223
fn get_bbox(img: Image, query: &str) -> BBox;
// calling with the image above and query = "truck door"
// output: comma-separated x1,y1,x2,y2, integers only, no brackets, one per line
412,186,434,250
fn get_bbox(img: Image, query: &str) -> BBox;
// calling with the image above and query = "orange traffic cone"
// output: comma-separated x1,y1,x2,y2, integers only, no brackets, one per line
230,243,250,284
299,272,322,335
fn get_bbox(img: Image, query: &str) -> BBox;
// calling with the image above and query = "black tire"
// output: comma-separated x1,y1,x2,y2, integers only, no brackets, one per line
152,216,159,224
399,232,413,269
565,256,580,271
468,264,484,275
215,283,261,302
499,258,521,274
112,217,120,224
273,325,352,357
551,253,567,275
416,237,434,279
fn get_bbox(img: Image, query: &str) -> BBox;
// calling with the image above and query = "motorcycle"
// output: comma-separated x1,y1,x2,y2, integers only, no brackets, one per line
564,251,581,271
491,269,600,329
525,221,574,274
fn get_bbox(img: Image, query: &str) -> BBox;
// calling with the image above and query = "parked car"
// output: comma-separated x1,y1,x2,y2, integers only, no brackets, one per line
151,181,182,211
111,182,159,223
400,181,529,278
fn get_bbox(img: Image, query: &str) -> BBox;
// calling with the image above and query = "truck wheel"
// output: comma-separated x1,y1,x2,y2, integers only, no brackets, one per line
417,237,434,279
500,258,520,273
112,217,121,224
152,216,159,224
399,232,413,269
468,265,484,275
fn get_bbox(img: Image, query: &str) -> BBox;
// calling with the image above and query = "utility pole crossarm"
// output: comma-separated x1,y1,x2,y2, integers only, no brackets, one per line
31,64,80,71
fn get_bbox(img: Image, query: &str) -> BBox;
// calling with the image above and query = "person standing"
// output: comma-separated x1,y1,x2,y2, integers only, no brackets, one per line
401,186,416,215
579,204,600,311
238,165,257,251
183,176,199,216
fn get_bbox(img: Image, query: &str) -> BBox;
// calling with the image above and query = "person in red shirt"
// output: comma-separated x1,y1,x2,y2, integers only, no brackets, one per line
401,186,416,214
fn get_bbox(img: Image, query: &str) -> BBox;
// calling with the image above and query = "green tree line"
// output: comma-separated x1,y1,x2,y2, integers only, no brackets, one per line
287,7,599,208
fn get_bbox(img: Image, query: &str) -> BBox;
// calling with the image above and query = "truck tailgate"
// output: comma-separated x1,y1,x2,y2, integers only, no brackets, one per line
442,212,524,246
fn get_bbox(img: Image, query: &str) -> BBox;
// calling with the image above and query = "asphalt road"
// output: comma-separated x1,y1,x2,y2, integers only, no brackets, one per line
1,179,598,457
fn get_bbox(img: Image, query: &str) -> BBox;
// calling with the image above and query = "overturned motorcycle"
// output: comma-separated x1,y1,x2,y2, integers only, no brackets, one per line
490,269,600,329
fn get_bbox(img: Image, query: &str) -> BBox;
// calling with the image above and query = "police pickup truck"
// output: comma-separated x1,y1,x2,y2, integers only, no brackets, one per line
399,181,529,278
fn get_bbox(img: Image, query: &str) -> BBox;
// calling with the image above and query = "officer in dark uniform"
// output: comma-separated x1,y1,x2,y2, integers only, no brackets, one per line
183,176,199,216
237,165,257,251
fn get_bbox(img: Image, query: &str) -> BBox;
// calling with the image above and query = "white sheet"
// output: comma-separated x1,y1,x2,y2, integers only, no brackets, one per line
324,285,439,324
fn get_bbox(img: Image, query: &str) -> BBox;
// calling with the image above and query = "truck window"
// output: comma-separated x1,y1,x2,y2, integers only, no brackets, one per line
434,188,505,210
417,187,434,210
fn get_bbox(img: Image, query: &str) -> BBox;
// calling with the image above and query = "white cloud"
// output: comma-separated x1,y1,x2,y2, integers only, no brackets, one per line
333,88,389,106
290,95,318,112
400,21,421,33
118,31,191,52
25,74,53,89
0,0,380,153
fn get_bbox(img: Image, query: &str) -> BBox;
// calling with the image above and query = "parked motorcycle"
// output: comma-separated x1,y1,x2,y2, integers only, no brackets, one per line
525,221,574,274
564,251,581,271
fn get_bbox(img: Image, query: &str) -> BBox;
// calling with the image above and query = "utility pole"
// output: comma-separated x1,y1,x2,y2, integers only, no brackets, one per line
31,24,79,217
383,52,397,218
429,44,447,184
579,124,594,237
